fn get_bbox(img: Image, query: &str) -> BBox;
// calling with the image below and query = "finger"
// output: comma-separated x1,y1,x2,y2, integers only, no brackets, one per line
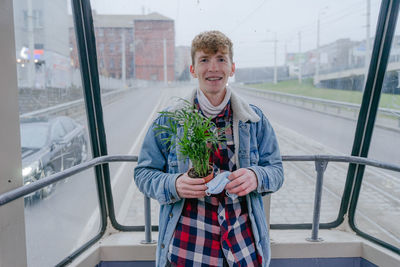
176,179,207,198
180,190,206,198
225,175,246,190
236,187,252,197
228,168,246,180
231,180,257,196
190,190,206,197
183,177,206,184
228,171,239,181
181,184,207,191
228,181,248,194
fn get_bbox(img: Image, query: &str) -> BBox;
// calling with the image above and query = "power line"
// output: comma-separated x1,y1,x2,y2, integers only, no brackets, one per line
228,0,269,35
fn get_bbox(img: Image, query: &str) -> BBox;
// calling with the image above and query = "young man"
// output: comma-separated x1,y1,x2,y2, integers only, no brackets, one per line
134,31,284,267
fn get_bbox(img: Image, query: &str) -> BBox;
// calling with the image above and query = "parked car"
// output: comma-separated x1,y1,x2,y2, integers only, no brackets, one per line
21,116,88,204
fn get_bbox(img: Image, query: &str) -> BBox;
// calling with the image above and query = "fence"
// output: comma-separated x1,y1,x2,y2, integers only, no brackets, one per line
235,85,400,130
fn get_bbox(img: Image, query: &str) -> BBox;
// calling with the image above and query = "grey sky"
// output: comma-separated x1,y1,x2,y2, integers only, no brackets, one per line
91,0,383,67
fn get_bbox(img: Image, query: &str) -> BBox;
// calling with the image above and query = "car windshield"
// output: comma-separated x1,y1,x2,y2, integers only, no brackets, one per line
20,123,49,149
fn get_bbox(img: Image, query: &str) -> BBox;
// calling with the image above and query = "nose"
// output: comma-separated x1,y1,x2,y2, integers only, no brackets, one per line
208,59,218,71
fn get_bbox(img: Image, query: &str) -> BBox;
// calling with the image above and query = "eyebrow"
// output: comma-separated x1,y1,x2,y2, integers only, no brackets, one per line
198,53,227,59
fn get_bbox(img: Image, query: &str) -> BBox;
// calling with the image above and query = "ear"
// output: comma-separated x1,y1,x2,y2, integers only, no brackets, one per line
190,65,197,78
230,62,236,77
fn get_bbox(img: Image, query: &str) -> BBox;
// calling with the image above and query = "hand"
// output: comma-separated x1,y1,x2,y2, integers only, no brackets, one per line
175,173,207,198
225,168,258,197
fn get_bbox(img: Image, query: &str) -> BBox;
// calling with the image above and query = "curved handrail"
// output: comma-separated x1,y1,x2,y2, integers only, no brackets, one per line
0,155,138,206
282,155,400,173
1,154,399,207
1,154,399,265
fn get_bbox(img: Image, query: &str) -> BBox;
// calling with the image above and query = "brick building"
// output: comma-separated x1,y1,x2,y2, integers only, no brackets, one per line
69,12,175,82
134,14,175,81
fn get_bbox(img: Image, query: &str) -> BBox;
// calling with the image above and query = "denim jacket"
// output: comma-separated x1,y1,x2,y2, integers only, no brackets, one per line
134,88,284,267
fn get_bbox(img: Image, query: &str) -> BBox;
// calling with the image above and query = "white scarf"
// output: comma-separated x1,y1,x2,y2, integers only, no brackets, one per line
196,87,231,118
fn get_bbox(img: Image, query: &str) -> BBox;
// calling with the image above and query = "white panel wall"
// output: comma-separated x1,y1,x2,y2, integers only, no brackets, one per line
0,0,28,266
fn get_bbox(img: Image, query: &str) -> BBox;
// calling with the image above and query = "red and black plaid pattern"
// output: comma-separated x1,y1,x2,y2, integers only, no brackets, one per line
168,98,262,267
209,100,236,175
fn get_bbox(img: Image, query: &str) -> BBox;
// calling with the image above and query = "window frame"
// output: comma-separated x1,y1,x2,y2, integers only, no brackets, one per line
65,0,400,265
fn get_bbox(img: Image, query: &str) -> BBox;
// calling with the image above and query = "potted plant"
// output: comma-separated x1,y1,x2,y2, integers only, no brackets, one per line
153,100,226,182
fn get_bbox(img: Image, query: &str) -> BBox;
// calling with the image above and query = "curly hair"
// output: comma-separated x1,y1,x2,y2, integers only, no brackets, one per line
191,30,233,65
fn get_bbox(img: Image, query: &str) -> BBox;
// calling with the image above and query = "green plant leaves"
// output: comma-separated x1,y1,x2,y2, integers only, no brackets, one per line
154,100,227,177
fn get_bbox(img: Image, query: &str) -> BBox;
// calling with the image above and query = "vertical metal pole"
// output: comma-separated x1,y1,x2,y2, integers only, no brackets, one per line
121,31,126,88
298,31,302,84
366,0,371,69
163,38,167,84
315,15,320,86
273,32,277,85
363,0,371,93
27,0,35,89
307,160,327,242
141,195,155,244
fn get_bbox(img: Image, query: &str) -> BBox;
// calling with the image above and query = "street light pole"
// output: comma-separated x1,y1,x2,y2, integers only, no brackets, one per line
284,41,288,67
298,31,302,84
315,14,321,86
366,0,371,69
273,32,278,84
315,6,328,86
27,0,35,89
121,30,126,88
265,30,278,84
163,38,167,84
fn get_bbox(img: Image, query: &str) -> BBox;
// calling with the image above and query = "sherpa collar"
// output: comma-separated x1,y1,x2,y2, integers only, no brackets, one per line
170,87,260,123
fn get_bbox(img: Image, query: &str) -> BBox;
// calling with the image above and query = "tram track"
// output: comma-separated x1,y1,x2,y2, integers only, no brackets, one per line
287,160,400,244
238,88,400,204
276,129,400,244
277,126,400,205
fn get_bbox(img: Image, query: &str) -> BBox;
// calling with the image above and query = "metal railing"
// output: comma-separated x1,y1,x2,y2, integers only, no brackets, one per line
1,155,400,253
282,155,400,241
0,155,137,206
19,89,130,120
18,82,187,121
236,86,400,129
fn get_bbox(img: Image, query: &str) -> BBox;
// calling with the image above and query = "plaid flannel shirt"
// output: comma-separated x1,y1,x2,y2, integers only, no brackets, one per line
168,99,262,267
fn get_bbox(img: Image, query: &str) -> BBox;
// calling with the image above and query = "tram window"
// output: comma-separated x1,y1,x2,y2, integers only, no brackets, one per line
355,10,400,251
89,4,170,226
85,0,383,228
14,0,101,266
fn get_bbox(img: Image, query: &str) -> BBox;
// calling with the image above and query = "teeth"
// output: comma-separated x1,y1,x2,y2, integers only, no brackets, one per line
207,77,221,81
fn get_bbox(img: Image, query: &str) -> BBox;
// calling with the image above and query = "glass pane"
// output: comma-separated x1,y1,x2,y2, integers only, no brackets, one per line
271,161,349,225
355,167,400,249
355,6,400,249
87,0,382,226
13,0,101,265
23,169,100,266
89,4,190,225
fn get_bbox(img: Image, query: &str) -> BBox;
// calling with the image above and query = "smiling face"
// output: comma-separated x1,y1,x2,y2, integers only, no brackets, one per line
190,49,235,101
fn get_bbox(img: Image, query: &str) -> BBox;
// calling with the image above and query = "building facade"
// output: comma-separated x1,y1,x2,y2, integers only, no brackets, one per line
69,12,175,83
14,0,70,89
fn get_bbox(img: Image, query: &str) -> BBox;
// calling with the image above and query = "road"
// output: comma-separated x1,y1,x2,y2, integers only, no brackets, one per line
238,87,400,248
23,84,400,266
238,88,400,164
24,86,165,266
